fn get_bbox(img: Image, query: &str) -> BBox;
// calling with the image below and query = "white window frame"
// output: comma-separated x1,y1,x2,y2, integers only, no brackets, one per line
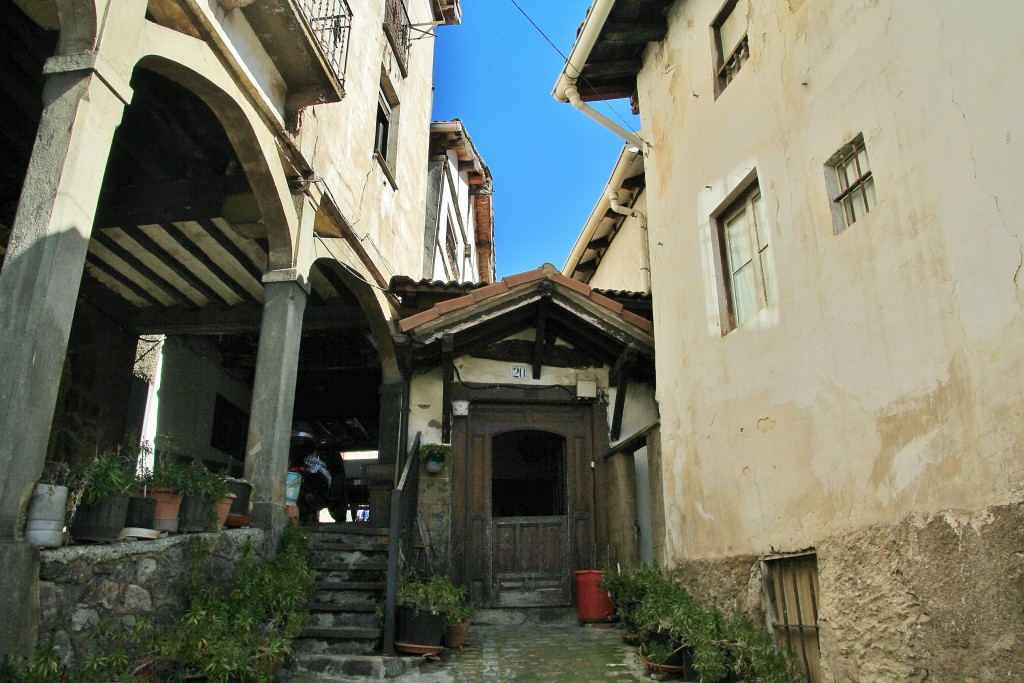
711,171,775,333
824,134,876,234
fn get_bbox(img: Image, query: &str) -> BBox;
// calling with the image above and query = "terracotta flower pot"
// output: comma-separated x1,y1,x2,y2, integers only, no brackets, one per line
147,488,182,532
214,493,236,530
444,619,471,648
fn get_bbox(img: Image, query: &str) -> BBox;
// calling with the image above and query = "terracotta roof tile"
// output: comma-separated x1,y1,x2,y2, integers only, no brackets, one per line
502,267,547,288
589,290,624,315
398,308,440,332
470,280,510,302
434,295,475,315
550,272,592,297
621,309,654,334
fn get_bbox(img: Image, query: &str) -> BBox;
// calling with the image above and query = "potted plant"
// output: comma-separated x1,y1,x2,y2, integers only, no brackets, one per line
68,450,137,543
142,455,188,532
600,562,664,641
419,443,451,475
24,461,73,548
442,596,474,649
177,460,231,533
394,573,456,652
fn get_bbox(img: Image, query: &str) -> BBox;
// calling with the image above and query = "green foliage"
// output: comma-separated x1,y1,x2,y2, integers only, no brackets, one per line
176,460,229,500
10,527,315,683
69,450,138,505
140,454,190,493
641,639,677,666
599,562,666,626
721,612,802,683
396,572,473,625
418,443,452,462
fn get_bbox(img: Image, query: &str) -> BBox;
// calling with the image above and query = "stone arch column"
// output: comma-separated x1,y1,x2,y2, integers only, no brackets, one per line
0,0,146,658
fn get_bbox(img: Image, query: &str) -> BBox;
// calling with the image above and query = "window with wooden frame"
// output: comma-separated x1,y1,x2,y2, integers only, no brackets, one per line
712,173,775,331
825,134,876,233
374,74,400,187
712,0,749,97
762,552,823,683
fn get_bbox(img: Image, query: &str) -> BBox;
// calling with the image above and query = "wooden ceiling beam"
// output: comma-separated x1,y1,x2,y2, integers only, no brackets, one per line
128,300,366,335
160,222,255,304
91,230,192,307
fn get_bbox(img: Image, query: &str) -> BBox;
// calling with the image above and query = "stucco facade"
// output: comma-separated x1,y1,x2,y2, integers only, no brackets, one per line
555,0,1024,679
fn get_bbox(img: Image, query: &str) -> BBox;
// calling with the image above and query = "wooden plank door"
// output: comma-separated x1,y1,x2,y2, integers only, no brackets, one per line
455,403,595,608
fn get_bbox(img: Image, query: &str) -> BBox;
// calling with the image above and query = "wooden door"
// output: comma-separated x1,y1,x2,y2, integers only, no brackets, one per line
454,403,596,608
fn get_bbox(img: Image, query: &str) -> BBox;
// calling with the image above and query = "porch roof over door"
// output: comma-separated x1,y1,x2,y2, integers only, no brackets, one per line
391,263,655,378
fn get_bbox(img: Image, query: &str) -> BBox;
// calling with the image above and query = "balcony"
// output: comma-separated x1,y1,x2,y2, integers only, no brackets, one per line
383,0,412,76
300,0,354,85
232,0,353,119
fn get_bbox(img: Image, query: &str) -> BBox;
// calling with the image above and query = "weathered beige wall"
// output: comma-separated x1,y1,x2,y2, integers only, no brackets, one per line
633,0,1024,677
639,0,1024,557
295,0,436,282
588,191,649,294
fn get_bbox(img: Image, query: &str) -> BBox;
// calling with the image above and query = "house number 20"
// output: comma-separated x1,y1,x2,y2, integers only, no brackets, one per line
510,365,531,379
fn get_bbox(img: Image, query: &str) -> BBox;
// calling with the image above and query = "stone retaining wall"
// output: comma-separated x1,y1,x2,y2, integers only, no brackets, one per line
37,528,266,666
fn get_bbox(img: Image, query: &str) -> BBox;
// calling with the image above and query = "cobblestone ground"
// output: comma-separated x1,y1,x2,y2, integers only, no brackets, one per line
392,623,651,682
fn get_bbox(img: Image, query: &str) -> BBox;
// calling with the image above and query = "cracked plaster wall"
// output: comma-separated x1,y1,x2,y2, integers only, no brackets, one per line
635,0,1024,678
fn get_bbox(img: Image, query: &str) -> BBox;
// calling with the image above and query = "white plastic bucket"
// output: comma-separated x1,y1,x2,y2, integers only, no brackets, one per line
285,472,302,505
25,484,68,548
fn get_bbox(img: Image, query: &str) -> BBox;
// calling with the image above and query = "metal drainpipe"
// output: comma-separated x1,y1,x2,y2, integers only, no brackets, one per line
608,190,650,294
565,85,644,149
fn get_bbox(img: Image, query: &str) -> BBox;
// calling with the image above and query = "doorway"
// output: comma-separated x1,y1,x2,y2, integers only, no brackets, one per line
453,401,602,608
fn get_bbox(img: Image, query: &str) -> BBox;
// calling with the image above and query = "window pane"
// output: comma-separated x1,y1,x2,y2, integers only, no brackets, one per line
849,187,864,223
840,157,857,189
856,148,870,175
725,212,752,271
733,262,758,324
719,0,749,58
864,177,876,212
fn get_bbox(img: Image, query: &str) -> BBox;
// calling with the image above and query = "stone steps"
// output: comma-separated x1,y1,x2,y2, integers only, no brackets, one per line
292,522,390,663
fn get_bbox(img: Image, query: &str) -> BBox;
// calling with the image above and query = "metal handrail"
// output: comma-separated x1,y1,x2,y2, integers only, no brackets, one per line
382,431,421,654
298,0,355,86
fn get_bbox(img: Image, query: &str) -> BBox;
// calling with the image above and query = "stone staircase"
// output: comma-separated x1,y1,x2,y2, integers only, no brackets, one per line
285,523,419,680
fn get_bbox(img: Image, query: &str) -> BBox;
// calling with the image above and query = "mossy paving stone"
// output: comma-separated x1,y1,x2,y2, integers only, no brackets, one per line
392,623,651,682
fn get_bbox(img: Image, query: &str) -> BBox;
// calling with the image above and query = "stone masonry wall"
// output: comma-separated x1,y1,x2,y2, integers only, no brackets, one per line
663,499,1024,682
38,529,265,667
818,500,1024,683
417,460,452,574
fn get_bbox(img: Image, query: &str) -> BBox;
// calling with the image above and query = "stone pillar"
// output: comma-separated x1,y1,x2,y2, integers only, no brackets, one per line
0,5,141,656
244,274,309,540
0,59,133,539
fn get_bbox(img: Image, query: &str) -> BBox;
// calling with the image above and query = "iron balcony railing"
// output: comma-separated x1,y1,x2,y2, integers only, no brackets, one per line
383,0,412,73
299,0,354,86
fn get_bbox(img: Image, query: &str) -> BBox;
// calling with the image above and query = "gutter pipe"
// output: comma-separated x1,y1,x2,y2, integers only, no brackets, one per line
564,85,644,149
553,0,644,149
608,189,650,294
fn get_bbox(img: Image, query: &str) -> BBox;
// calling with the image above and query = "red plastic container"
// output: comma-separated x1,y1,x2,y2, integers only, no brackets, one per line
574,570,614,623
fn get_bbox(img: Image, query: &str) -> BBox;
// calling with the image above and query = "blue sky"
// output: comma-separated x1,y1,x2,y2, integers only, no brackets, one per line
431,1,640,278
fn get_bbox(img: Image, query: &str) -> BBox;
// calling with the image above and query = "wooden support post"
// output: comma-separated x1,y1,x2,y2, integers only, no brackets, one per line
441,334,454,443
